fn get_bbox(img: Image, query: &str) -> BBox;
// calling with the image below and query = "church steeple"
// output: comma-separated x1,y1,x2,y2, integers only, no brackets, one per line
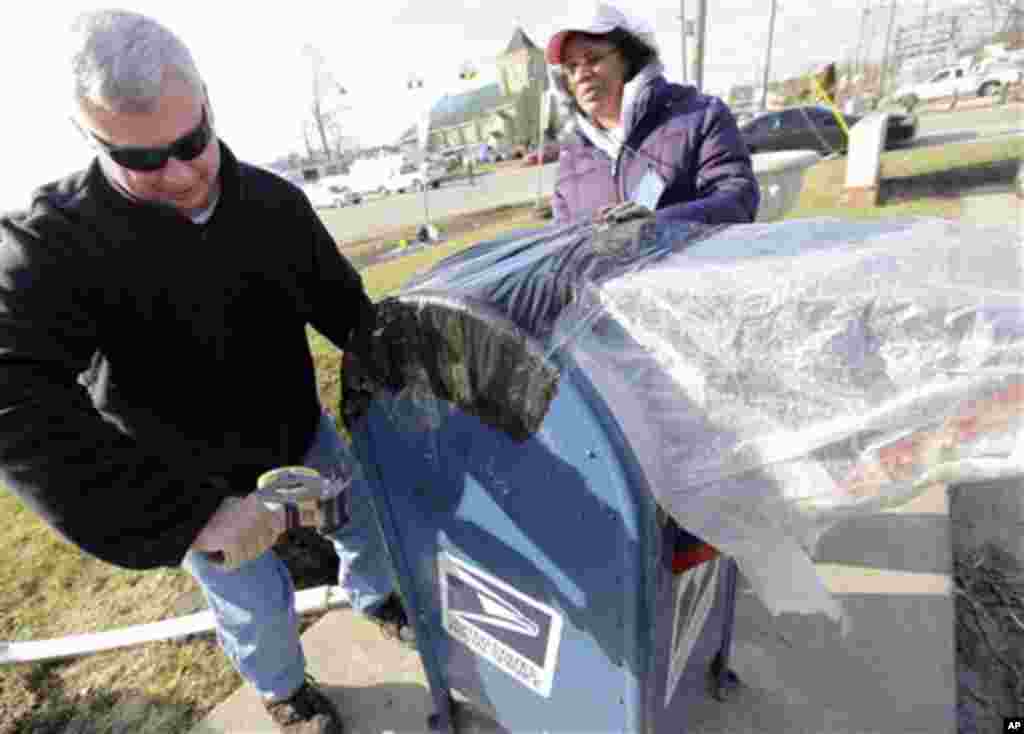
503,27,538,56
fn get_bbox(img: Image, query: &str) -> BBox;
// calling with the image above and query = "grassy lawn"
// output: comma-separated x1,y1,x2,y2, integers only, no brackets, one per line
787,135,1022,221
1,133,1018,733
0,485,239,733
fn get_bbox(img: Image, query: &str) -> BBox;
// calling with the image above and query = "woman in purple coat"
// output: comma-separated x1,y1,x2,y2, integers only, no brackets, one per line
546,3,760,226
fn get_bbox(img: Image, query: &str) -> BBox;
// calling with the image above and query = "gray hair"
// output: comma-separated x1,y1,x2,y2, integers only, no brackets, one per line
70,9,204,114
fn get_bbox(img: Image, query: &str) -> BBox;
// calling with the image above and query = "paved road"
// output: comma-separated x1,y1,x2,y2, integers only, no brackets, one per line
914,102,1023,136
319,164,559,242
319,104,1022,243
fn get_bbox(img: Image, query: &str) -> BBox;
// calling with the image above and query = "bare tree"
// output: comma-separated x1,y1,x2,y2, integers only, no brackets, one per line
301,120,317,162
301,44,350,161
983,0,1024,37
324,117,352,160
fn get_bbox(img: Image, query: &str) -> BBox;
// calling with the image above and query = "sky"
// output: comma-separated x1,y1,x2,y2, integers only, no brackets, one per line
0,0,968,212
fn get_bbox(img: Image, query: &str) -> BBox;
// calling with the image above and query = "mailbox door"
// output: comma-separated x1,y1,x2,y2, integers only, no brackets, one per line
353,359,659,733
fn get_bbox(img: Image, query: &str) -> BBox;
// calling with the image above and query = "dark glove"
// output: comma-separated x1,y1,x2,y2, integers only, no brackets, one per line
589,213,659,259
341,323,400,428
594,201,654,230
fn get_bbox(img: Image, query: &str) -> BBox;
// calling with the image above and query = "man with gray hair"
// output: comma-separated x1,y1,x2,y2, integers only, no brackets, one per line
0,9,407,733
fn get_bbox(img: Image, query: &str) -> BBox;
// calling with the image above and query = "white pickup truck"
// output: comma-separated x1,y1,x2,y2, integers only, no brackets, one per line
302,175,360,209
384,161,447,194
894,63,1023,106
347,156,446,197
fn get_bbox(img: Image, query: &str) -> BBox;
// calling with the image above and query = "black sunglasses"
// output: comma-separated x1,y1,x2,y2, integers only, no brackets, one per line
89,107,212,172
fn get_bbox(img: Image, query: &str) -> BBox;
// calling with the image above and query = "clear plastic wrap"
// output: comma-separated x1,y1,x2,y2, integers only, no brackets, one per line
342,216,1022,626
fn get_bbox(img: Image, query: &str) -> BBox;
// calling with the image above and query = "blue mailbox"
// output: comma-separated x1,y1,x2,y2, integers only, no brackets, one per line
341,220,742,733
340,216,1023,733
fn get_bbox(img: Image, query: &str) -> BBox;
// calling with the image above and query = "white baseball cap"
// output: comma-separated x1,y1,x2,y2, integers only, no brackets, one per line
545,2,656,65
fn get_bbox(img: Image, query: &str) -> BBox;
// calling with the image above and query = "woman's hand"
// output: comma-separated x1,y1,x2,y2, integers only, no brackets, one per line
594,201,654,229
593,204,616,223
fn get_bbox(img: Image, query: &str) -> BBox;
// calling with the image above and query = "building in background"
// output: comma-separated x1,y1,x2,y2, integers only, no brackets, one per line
396,28,559,155
892,0,1022,87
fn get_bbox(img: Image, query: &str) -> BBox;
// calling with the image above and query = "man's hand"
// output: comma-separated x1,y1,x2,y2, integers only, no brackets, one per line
191,494,286,571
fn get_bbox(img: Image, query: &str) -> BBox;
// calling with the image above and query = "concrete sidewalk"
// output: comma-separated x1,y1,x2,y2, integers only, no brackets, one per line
195,482,956,734
959,185,1021,234
194,194,1019,734
193,609,434,734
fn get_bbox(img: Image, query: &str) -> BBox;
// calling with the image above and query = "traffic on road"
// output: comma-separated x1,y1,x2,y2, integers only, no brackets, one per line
309,102,1021,242
738,104,917,155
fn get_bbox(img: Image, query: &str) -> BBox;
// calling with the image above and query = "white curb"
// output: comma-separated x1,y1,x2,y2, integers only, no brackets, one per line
1,585,348,665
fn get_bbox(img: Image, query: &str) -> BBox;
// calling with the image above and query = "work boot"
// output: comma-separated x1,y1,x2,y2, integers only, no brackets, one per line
264,675,344,734
366,592,416,648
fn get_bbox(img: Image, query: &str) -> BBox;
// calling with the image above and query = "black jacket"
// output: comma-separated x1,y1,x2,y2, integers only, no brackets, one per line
0,142,374,570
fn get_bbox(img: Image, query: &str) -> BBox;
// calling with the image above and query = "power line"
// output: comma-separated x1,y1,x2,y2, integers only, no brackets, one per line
694,0,709,92
680,0,688,84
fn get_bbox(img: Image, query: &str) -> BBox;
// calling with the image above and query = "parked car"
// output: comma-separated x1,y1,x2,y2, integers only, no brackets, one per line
382,162,445,195
303,179,359,209
974,62,1024,95
521,142,561,166
489,142,514,161
892,64,1023,107
738,105,917,155
321,174,361,206
437,146,471,172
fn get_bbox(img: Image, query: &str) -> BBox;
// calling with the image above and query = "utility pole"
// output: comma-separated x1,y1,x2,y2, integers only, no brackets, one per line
407,75,433,240
880,1,900,98
855,4,870,77
694,0,708,92
680,0,688,83
760,0,779,111
536,77,547,211
950,14,960,66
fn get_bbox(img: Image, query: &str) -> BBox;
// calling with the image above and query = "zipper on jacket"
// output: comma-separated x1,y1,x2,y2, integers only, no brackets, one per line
612,148,626,204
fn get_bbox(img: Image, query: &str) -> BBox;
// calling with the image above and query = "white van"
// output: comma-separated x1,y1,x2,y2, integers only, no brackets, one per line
347,156,402,196
303,175,360,209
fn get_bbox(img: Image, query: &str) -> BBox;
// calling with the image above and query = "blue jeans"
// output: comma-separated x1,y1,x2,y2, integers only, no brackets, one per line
182,412,394,701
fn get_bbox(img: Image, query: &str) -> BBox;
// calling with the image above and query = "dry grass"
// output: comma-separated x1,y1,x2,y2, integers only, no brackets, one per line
953,539,1024,730
326,201,546,269
0,486,240,734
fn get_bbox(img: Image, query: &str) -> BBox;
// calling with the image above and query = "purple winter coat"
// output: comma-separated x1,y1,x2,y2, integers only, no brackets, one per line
553,77,760,226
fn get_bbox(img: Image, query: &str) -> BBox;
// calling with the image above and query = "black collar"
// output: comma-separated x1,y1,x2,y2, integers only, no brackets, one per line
90,139,244,222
